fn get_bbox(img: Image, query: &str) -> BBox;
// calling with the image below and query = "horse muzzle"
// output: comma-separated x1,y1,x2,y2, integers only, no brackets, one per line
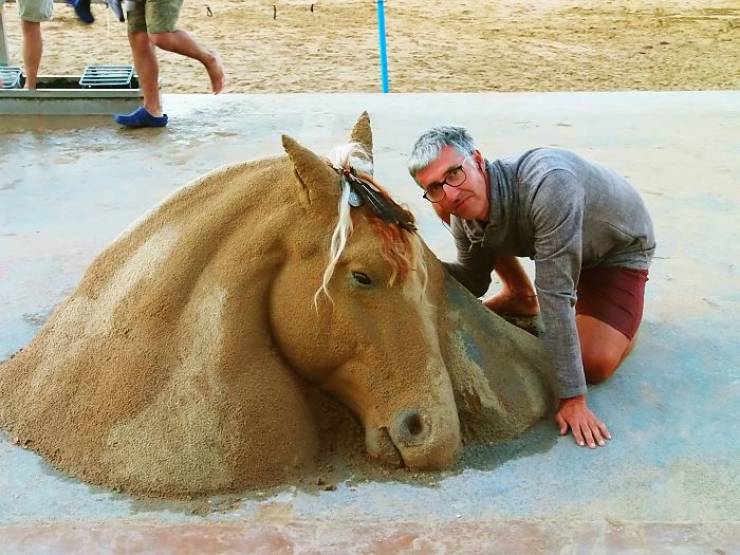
365,408,462,470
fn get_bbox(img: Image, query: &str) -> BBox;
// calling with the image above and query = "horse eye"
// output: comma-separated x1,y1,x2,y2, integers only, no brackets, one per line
351,271,372,286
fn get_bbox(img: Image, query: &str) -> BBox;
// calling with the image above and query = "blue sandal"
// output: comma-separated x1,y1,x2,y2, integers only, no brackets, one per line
114,106,168,128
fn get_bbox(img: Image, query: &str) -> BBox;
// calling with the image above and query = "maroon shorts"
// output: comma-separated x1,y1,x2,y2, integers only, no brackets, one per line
575,267,649,340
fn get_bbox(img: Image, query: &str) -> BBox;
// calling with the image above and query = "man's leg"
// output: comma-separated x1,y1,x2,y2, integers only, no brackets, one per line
577,315,636,383
20,20,42,89
18,0,52,89
114,2,167,127
148,30,224,94
575,267,648,384
128,30,162,116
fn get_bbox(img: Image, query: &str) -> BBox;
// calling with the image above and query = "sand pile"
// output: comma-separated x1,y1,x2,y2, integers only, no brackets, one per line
0,115,555,497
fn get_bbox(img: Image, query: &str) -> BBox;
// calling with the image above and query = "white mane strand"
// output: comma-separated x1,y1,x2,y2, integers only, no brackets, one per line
313,143,373,308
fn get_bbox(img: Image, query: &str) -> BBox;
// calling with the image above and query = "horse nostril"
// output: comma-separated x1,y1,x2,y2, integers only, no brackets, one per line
393,409,429,445
402,410,424,437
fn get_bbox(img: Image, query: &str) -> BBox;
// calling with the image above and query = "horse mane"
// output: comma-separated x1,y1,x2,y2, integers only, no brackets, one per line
314,143,426,307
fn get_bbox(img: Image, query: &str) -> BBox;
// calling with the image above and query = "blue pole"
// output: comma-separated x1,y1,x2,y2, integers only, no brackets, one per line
376,0,389,93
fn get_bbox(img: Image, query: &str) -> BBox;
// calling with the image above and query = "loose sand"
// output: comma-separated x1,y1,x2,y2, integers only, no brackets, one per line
1,0,738,93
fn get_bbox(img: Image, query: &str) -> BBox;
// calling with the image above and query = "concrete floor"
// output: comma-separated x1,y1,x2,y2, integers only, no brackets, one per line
0,92,739,553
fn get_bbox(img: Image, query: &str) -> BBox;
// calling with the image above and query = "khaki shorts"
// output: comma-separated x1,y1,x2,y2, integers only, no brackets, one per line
127,0,183,34
4,0,54,22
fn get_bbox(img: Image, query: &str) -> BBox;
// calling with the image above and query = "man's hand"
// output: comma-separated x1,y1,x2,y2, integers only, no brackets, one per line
554,394,611,448
483,290,540,317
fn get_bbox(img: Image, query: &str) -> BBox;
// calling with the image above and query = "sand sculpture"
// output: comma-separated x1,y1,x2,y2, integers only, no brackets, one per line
0,113,556,497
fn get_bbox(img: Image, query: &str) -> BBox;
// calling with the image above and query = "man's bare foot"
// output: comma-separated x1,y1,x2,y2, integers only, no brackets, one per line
204,50,224,94
483,290,540,316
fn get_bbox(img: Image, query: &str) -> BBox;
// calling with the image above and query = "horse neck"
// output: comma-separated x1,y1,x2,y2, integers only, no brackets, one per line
79,158,302,300
127,158,294,248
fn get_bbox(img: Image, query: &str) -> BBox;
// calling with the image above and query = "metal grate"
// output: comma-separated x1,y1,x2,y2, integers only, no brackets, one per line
79,64,134,88
0,66,23,89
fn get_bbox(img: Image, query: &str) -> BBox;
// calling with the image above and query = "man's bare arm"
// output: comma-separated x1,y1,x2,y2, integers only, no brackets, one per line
483,256,540,316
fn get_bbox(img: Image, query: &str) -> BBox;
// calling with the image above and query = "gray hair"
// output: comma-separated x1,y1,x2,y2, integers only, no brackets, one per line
407,126,476,181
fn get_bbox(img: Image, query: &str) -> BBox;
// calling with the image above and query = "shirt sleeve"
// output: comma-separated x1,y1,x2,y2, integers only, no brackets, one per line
442,217,495,298
530,169,587,398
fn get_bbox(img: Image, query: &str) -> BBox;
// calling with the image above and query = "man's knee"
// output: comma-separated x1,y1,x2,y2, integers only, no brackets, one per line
129,31,150,51
583,350,621,384
148,31,174,49
577,314,635,384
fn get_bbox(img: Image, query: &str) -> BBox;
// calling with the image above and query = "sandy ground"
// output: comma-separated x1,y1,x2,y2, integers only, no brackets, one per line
1,1,739,93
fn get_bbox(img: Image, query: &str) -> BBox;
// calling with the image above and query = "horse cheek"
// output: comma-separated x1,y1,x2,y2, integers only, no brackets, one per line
269,264,346,383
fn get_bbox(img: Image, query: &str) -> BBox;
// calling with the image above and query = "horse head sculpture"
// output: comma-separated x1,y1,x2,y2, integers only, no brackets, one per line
271,118,462,470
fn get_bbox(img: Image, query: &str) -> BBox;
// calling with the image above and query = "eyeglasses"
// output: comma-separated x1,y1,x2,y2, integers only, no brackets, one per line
422,164,467,203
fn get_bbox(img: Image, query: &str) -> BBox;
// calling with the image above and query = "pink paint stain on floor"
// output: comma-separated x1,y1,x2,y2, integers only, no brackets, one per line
0,520,736,554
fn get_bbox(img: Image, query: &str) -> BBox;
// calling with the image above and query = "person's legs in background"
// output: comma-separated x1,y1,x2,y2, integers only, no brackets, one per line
144,0,223,94
148,30,223,94
18,0,53,89
128,30,163,116
115,0,223,127
107,0,124,23
114,1,167,126
20,20,41,89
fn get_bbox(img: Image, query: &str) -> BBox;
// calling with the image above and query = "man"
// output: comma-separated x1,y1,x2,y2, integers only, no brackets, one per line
113,0,224,128
409,126,655,449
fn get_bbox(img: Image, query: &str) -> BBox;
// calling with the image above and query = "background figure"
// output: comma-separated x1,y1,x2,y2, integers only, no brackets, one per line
114,0,224,128
0,0,94,90
3,0,53,89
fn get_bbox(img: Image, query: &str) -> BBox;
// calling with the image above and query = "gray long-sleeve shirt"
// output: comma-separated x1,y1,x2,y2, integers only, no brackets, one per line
444,148,655,398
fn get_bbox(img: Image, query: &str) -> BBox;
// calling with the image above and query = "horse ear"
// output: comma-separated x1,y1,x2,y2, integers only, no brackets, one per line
350,111,373,162
282,135,338,205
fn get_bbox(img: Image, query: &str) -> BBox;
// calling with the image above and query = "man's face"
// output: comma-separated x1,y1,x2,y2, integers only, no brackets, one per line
415,146,489,222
